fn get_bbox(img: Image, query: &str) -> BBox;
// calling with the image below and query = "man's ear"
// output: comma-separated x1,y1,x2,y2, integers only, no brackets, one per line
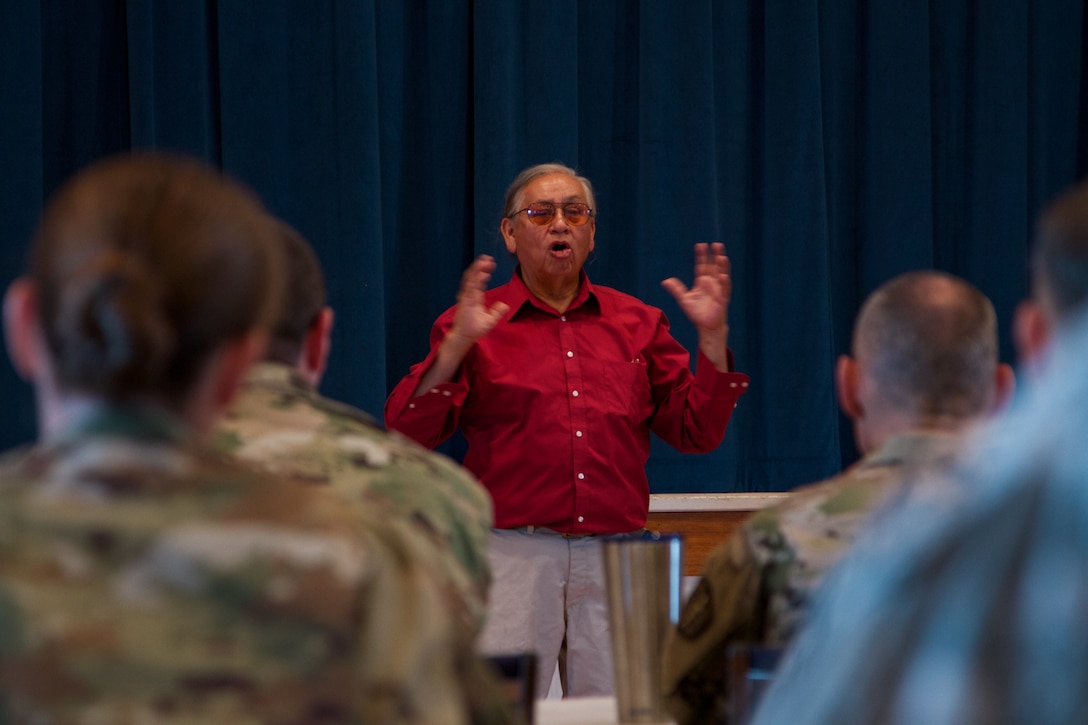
301,306,334,389
500,217,517,255
1013,299,1051,369
991,362,1016,414
835,354,864,421
3,278,42,382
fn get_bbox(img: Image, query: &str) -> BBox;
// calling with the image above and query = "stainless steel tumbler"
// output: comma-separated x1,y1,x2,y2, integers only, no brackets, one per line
602,531,683,723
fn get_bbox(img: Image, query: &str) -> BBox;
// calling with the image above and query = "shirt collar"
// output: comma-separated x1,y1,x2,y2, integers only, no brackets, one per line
506,266,600,319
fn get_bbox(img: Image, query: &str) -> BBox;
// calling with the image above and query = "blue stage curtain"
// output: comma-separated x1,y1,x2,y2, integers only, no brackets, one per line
0,1,1084,493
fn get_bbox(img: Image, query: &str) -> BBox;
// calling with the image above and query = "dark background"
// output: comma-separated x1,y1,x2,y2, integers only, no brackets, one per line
2,1,1085,493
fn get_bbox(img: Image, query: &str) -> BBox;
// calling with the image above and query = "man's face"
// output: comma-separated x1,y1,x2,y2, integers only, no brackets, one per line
500,173,596,287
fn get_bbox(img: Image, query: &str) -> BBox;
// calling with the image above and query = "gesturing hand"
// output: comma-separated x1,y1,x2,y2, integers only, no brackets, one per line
450,255,510,345
411,255,511,396
660,242,731,334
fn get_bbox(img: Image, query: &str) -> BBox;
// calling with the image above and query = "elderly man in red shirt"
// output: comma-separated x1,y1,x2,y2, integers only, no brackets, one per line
385,162,749,698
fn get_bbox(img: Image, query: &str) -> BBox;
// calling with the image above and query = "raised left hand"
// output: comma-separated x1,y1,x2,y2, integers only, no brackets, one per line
660,242,731,334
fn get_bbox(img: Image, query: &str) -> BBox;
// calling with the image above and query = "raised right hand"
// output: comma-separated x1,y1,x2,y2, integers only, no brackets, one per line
449,254,510,345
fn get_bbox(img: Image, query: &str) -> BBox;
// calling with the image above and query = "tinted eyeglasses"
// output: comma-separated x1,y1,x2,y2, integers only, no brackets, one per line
509,202,594,227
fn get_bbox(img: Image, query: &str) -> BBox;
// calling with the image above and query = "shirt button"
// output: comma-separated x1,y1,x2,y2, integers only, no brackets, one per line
576,430,583,437
730,382,738,388
561,315,567,322
572,390,579,397
578,473,585,480
742,381,749,387
430,387,440,394
408,403,416,409
567,351,574,357
442,390,451,396
577,516,584,523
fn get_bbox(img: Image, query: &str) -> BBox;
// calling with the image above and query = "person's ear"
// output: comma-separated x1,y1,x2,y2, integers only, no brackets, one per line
991,362,1016,414
3,278,43,382
501,217,517,255
301,306,334,389
835,354,864,420
1013,299,1051,368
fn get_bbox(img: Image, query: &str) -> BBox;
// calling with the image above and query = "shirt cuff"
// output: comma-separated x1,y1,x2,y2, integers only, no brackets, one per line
693,349,750,399
402,380,468,413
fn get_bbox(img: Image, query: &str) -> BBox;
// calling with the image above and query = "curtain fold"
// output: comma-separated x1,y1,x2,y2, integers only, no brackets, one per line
0,1,43,441
126,0,222,160
1,1,1084,493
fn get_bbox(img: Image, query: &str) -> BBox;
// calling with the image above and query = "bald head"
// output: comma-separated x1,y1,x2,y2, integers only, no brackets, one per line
852,271,1000,422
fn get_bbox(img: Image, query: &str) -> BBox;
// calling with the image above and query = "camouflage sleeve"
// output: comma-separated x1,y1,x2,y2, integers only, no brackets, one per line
355,437,494,629
349,520,514,724
662,523,771,725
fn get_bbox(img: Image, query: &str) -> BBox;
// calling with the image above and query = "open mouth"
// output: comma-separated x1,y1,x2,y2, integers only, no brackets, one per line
551,241,571,256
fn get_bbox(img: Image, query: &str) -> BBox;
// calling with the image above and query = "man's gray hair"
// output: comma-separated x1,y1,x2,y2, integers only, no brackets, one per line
502,163,597,219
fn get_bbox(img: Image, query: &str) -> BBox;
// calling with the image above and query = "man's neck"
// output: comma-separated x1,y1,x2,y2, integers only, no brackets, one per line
519,270,582,314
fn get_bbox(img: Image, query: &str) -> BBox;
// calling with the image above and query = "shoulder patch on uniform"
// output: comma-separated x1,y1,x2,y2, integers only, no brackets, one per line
675,577,714,640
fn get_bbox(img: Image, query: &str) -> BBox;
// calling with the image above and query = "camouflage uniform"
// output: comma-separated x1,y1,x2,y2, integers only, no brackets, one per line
0,406,512,724
662,432,965,725
750,319,1088,725
216,362,493,631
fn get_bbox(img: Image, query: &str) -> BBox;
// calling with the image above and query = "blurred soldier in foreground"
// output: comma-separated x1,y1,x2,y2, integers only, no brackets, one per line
216,220,494,630
0,153,510,724
750,182,1088,725
664,271,1013,724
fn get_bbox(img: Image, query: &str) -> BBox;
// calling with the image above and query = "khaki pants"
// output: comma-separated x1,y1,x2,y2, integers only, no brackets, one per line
477,528,615,699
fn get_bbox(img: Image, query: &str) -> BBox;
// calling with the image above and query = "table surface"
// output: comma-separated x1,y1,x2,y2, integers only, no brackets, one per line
649,492,786,512
535,696,675,725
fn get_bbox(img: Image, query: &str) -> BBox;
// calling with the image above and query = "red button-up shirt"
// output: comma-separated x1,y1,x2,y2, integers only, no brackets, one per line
385,270,749,534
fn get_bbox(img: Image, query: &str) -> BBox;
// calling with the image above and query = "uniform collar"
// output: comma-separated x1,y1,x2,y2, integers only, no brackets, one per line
861,431,964,470
243,360,313,393
52,404,191,447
